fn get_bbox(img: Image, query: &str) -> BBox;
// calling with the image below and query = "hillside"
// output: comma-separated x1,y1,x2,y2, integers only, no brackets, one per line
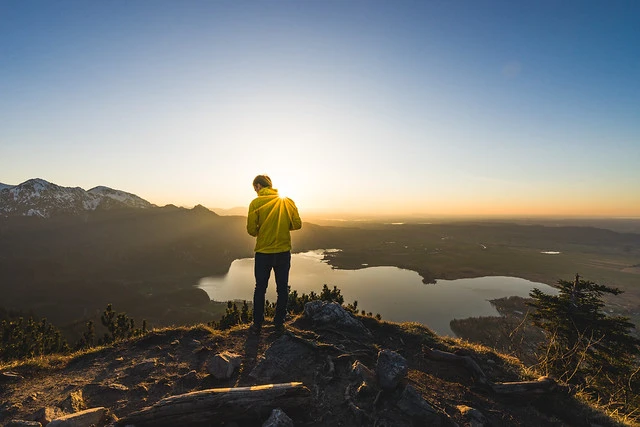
0,205,255,336
2,180,638,333
0,306,625,427
3,208,640,346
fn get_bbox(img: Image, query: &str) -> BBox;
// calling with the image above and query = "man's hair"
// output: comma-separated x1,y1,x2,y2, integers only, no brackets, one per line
253,175,273,188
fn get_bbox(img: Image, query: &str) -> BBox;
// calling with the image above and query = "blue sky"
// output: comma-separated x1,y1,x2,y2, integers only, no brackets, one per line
1,0,639,217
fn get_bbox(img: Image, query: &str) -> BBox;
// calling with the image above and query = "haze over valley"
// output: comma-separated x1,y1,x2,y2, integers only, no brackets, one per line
2,178,639,341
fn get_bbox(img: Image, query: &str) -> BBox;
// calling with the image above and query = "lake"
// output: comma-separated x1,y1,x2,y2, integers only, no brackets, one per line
199,250,558,336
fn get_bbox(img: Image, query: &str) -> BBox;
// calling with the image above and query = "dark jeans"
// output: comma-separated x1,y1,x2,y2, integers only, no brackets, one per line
253,251,291,326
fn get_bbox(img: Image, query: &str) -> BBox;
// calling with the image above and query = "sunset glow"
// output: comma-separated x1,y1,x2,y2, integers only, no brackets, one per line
1,1,638,218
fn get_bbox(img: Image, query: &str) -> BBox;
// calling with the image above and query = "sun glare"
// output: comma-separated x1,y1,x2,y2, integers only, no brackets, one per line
275,180,298,200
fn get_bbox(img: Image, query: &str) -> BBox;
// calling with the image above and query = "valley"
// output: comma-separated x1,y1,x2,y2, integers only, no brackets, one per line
1,207,639,342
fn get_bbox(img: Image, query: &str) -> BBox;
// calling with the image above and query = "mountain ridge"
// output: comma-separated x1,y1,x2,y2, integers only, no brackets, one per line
0,178,155,218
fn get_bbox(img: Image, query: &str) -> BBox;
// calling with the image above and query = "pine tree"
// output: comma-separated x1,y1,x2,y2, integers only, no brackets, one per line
0,316,69,361
528,274,640,405
319,284,344,304
217,301,242,330
240,301,251,323
76,320,96,350
101,304,117,343
99,304,147,344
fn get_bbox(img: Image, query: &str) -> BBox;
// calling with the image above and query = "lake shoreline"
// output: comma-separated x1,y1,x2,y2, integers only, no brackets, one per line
199,250,558,337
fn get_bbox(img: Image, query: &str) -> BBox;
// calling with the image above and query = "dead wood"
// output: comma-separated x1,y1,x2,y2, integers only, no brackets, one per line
422,347,558,396
491,376,558,395
422,347,491,386
115,382,310,426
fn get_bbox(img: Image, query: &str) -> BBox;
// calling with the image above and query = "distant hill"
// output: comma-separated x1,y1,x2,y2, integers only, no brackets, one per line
0,178,154,217
0,203,255,334
211,206,247,216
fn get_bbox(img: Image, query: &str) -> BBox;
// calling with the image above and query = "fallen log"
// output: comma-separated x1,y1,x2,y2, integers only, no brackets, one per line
422,347,559,397
491,376,558,396
116,382,310,427
421,347,490,386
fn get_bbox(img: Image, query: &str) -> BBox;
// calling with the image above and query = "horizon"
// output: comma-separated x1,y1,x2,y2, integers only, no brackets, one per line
1,1,639,217
3,176,640,222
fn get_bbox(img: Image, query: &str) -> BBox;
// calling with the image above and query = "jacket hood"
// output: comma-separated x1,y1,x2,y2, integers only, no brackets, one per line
258,187,278,196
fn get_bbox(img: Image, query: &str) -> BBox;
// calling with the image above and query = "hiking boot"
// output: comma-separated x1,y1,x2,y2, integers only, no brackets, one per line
248,323,262,335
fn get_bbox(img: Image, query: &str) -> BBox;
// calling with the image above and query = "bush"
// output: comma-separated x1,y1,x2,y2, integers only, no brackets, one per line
212,301,252,330
212,285,380,330
0,316,69,362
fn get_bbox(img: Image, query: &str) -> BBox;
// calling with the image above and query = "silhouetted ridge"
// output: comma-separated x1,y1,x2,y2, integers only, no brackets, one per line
191,204,217,216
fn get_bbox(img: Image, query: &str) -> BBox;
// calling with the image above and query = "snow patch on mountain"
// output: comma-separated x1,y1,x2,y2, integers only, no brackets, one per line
88,186,152,209
26,209,46,217
0,178,154,218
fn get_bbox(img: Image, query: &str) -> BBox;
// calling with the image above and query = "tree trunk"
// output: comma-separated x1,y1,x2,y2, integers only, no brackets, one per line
115,382,310,427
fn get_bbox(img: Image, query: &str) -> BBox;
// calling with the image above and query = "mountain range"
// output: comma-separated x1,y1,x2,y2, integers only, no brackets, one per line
0,178,154,218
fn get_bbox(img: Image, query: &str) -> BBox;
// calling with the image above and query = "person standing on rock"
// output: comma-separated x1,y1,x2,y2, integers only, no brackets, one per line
247,175,302,334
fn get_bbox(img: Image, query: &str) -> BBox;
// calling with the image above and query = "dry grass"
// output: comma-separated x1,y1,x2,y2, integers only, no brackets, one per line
1,318,636,426
0,346,105,372
574,389,640,427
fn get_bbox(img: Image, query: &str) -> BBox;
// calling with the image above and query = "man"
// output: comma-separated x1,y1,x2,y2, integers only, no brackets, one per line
247,175,302,334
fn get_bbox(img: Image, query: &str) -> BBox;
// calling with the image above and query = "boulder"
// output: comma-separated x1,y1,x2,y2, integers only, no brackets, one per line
303,301,372,337
206,351,243,379
376,349,408,390
397,385,440,426
47,407,111,427
351,360,376,384
457,405,489,427
262,408,294,427
250,335,316,382
58,390,85,413
32,406,66,425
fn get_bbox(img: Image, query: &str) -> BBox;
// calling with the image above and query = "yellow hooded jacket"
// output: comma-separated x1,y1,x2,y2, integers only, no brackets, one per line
247,187,302,253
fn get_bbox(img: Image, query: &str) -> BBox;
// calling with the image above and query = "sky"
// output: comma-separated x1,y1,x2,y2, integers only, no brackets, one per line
1,0,639,218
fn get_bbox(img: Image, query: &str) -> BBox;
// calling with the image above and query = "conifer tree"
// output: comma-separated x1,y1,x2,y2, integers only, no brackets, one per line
76,320,96,350
0,316,69,361
528,274,640,404
319,284,344,304
240,301,251,323
99,304,147,344
217,301,242,330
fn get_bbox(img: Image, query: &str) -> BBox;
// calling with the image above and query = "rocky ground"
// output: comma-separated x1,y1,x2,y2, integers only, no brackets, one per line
0,302,625,427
